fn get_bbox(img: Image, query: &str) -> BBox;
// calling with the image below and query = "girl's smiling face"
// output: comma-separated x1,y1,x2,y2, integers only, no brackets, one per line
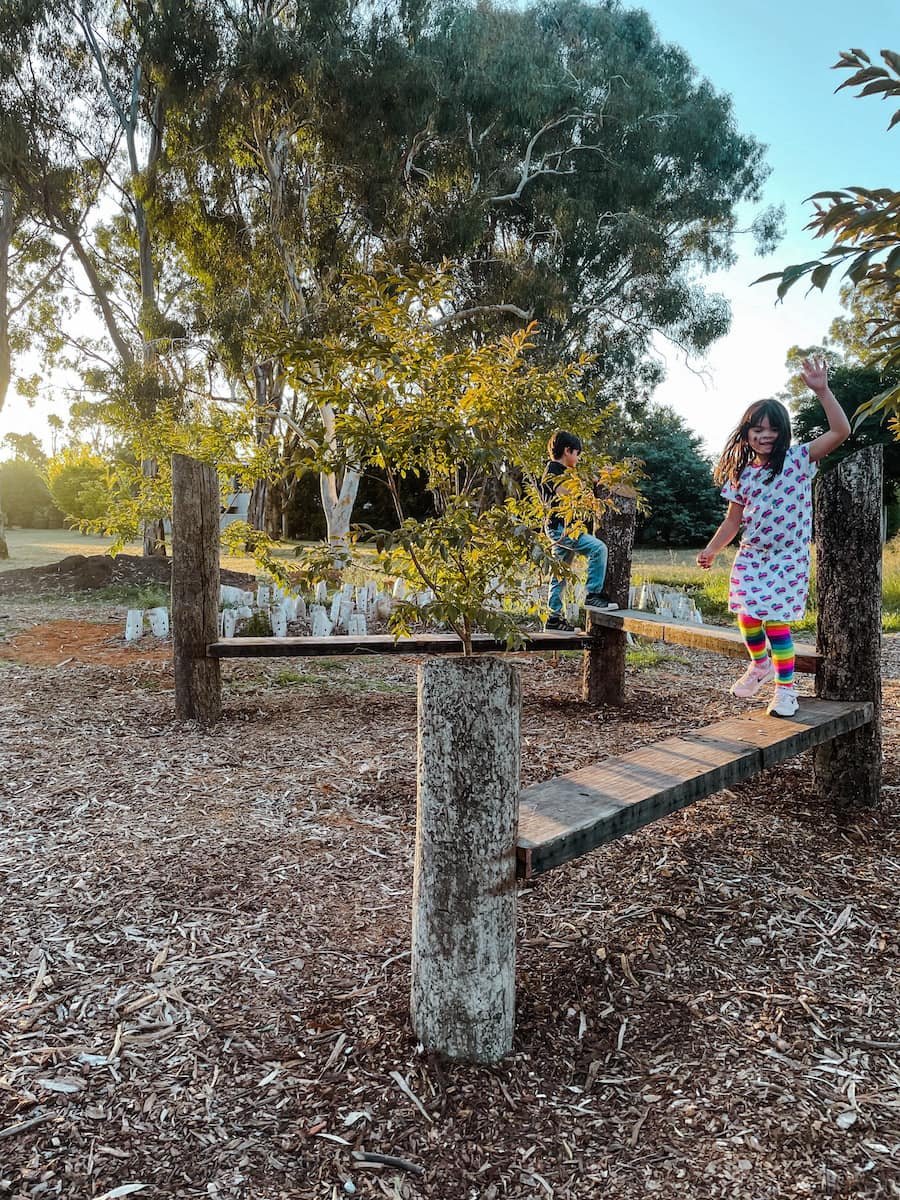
747,415,778,461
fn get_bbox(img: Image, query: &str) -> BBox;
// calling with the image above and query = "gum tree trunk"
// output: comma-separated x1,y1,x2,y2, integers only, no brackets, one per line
411,656,520,1063
172,454,221,725
813,446,882,808
583,486,637,705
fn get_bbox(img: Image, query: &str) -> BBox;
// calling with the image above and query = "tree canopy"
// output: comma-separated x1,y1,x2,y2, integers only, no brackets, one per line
605,403,720,546
2,0,776,553
780,342,900,523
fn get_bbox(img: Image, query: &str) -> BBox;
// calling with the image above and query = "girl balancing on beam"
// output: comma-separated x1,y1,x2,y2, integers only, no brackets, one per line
697,357,850,718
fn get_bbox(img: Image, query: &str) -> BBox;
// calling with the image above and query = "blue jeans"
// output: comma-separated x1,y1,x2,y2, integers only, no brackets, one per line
548,529,609,614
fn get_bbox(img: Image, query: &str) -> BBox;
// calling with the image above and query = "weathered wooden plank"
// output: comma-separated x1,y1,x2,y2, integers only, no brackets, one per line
209,631,592,658
689,699,874,770
585,607,821,673
516,698,873,878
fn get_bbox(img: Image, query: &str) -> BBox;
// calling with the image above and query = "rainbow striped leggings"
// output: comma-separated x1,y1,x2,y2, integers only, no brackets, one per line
736,613,795,686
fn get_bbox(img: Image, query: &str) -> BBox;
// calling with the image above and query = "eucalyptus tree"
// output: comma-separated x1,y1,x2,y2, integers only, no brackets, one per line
0,0,221,553
0,0,75,554
0,0,66,414
164,0,773,553
158,0,368,544
329,0,777,392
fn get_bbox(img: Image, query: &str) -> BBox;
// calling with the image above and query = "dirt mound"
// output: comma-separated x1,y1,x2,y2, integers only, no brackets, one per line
0,553,256,596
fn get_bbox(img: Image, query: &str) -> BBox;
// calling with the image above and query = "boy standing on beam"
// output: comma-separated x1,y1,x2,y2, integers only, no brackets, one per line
541,430,619,632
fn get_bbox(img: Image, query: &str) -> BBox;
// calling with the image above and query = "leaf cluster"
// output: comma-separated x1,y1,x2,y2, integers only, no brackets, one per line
278,266,635,650
756,49,900,425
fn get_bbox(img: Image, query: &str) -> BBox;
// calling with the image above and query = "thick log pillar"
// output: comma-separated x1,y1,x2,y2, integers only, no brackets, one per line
172,454,222,725
583,486,637,705
813,446,882,808
410,656,520,1063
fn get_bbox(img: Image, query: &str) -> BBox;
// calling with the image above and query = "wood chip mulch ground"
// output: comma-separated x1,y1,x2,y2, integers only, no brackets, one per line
1,598,898,1200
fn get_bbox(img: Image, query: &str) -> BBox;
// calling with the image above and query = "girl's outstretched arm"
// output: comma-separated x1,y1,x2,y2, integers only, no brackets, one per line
802,356,851,463
697,502,743,568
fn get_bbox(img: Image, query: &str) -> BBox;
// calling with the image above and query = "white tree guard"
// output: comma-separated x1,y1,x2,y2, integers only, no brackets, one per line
147,607,170,637
311,609,333,637
125,610,144,641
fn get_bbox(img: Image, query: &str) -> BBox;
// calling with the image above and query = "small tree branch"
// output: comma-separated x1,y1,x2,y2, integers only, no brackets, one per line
489,108,610,204
432,303,532,328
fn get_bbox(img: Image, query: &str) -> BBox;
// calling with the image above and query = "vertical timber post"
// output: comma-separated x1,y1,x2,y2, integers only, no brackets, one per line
583,486,637,705
813,446,882,808
411,656,520,1063
172,454,222,726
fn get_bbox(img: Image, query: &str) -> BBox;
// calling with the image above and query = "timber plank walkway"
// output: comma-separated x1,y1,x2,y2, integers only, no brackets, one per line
586,606,821,673
207,611,820,666
516,697,873,879
208,630,592,657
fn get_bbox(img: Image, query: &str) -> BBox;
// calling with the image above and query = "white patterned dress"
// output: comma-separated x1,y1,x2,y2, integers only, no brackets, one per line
720,444,817,623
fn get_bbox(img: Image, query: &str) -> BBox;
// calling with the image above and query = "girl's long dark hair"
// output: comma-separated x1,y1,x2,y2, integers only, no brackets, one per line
713,399,792,487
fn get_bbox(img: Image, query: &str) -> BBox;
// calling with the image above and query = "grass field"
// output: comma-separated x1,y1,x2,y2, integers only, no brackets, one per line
0,527,271,577
4,527,899,631
634,539,900,634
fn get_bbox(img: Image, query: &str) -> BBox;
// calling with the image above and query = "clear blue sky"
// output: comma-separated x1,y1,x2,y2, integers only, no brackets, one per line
634,0,897,451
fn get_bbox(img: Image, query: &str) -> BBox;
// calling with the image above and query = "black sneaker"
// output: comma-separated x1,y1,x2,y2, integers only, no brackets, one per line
545,613,575,631
584,592,619,611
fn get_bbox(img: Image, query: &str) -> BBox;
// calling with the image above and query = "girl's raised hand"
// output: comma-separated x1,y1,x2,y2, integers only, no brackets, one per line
800,355,828,394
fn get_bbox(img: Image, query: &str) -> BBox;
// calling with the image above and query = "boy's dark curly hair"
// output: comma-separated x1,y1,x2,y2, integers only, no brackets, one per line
548,430,583,459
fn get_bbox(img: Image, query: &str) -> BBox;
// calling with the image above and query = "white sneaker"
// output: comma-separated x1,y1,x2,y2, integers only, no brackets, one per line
767,685,799,718
731,659,775,698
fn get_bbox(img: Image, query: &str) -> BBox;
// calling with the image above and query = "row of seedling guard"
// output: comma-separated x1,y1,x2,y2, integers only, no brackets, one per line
631,581,704,623
123,578,437,642
219,577,436,639
123,576,703,641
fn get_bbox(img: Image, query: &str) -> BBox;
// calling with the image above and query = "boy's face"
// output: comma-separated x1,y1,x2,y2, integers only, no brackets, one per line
561,447,581,468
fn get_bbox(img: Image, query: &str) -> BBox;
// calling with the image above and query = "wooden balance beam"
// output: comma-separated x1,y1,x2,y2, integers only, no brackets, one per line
586,606,822,673
516,697,873,879
208,630,592,658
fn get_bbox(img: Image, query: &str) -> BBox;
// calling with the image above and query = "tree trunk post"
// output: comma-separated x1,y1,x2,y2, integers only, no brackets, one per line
411,656,520,1063
141,461,167,557
813,446,882,808
583,486,637,705
172,454,222,726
